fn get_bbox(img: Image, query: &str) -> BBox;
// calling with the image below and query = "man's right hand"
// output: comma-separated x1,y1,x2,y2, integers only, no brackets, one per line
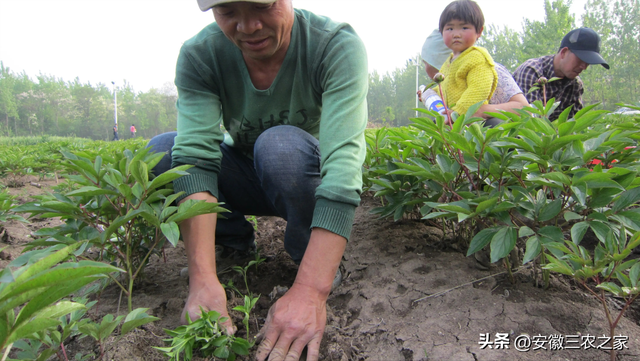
178,192,235,335
181,272,236,335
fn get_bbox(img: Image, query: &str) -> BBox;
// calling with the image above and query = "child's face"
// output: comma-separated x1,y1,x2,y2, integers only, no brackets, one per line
442,19,482,56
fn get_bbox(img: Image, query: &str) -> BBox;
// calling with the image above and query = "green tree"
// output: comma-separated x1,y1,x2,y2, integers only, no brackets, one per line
520,0,576,63
0,63,19,136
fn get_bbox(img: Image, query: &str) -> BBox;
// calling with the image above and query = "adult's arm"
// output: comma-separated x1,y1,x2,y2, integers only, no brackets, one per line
170,39,230,328
178,192,236,335
474,93,529,119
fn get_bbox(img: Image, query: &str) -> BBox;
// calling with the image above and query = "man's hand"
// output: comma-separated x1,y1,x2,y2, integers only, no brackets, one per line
255,284,327,361
181,272,236,335
178,192,235,335
256,228,346,361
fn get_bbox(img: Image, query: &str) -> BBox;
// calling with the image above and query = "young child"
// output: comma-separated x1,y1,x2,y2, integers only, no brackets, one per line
437,0,497,116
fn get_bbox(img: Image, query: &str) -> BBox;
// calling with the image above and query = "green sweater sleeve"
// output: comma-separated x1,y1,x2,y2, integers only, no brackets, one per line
171,40,225,202
311,25,369,240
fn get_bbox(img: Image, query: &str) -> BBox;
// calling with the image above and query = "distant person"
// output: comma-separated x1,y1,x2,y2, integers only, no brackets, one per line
418,29,528,125
436,0,498,117
513,27,609,120
113,124,119,141
130,124,137,138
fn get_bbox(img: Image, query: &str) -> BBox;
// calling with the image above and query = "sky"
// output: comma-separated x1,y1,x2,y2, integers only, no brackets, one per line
0,0,589,93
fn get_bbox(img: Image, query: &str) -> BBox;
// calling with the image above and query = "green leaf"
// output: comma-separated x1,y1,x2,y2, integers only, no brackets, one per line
121,308,160,335
564,212,582,221
466,228,498,256
571,222,589,245
523,236,541,265
519,226,535,238
542,254,574,276
1,244,81,298
597,282,624,297
5,318,60,346
167,200,229,224
476,197,498,214
538,199,562,222
490,227,517,263
612,187,640,213
98,314,125,341
630,262,640,288
35,301,85,320
590,221,611,244
66,186,118,197
160,222,181,247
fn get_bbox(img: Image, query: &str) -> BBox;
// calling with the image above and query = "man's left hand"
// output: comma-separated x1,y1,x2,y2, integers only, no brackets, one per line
255,283,327,361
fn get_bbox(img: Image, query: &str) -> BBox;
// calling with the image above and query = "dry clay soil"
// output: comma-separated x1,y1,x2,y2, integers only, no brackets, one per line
3,178,640,361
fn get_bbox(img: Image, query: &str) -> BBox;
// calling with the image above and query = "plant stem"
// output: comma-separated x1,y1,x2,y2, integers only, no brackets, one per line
128,276,134,313
1,343,12,361
60,342,69,361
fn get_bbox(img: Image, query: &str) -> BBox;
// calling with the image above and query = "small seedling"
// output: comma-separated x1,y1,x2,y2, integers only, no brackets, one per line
155,308,251,361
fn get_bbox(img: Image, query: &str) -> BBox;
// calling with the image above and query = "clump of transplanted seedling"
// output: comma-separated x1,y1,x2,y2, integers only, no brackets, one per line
157,253,264,360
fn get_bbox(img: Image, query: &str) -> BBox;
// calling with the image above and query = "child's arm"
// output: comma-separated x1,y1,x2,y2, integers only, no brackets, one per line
452,61,496,115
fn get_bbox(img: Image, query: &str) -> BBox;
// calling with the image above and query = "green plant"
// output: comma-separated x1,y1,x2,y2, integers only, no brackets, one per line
543,231,640,361
155,308,252,361
78,307,159,359
0,189,27,236
161,252,263,360
232,253,266,297
246,215,259,232
232,295,259,343
0,243,121,359
14,147,228,313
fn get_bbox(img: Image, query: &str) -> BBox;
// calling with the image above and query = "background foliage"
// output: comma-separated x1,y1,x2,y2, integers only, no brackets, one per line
0,0,638,136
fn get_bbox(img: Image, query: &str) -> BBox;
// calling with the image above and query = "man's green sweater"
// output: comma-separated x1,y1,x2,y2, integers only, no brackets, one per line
171,9,368,240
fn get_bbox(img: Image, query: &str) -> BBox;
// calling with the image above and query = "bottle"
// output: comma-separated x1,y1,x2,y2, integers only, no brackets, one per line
419,85,446,115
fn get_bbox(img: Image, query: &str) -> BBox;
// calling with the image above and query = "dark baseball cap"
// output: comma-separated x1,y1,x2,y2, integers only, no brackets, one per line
560,28,609,69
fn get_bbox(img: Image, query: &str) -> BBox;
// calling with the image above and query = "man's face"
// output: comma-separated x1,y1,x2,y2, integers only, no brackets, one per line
556,48,589,79
442,19,481,56
213,0,294,61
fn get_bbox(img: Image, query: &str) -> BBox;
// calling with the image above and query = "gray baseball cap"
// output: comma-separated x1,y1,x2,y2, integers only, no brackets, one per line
197,0,276,12
421,29,451,70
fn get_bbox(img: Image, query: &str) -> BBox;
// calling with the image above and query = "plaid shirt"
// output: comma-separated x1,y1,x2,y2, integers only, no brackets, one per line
513,55,584,120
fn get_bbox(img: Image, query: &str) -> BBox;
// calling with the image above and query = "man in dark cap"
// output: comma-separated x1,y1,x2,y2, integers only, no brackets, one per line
513,27,609,120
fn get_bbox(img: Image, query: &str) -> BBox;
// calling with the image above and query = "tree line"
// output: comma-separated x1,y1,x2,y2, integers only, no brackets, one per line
1,0,638,138
0,65,178,140
368,0,640,126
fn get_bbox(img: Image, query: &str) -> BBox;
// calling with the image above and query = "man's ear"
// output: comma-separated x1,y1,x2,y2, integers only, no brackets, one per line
558,47,570,57
476,26,484,39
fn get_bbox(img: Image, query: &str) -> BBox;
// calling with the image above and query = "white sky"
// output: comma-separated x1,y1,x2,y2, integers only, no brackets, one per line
0,0,588,93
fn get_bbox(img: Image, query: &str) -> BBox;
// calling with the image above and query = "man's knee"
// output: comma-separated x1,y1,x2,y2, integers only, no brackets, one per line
253,126,320,186
146,131,177,175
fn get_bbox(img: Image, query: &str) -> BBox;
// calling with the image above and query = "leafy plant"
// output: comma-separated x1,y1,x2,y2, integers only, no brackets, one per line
78,307,159,359
232,295,259,343
232,253,266,298
543,231,640,361
0,189,27,239
155,309,252,361
14,147,228,312
0,243,121,359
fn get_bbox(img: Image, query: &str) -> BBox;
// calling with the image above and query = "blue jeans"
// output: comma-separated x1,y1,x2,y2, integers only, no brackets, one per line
146,126,321,263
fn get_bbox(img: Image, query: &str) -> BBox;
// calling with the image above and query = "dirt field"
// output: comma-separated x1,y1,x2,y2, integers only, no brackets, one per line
3,178,640,360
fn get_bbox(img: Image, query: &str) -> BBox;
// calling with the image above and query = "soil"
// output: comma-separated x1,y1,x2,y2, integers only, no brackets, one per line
3,177,640,361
